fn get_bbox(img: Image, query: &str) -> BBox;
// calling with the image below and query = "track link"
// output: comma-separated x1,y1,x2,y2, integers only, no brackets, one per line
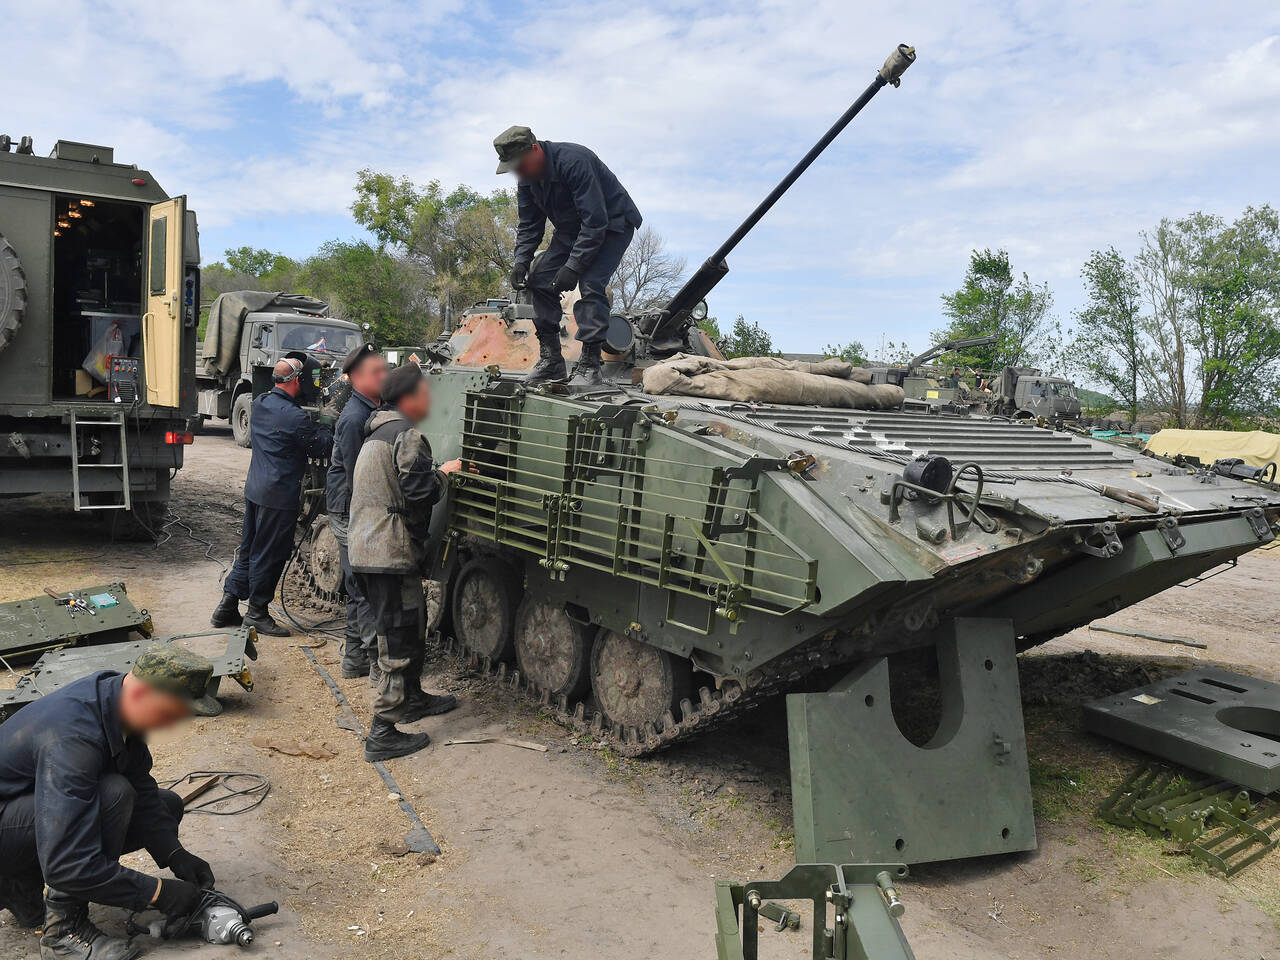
442,631,847,758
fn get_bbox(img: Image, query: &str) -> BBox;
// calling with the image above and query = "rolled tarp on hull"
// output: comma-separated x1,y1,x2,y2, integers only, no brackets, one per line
1145,428,1280,469
641,353,905,409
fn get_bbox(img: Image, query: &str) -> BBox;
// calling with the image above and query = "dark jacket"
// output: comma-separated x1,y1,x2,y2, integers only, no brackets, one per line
244,387,333,510
325,388,378,518
0,672,178,909
348,409,446,574
514,140,642,274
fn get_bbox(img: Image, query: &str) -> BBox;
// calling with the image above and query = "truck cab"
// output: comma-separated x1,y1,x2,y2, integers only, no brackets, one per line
999,367,1081,421
196,291,359,446
0,137,200,532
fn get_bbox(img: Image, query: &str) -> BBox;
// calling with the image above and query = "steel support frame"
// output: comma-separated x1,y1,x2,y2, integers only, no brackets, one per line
788,616,1036,865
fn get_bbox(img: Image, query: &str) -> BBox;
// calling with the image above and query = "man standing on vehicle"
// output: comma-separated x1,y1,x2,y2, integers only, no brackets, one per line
348,363,461,761
0,645,217,959
212,355,334,637
495,126,642,387
325,343,387,679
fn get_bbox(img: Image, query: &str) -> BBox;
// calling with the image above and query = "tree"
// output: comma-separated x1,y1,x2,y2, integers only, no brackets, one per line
351,169,522,320
822,341,868,365
223,246,297,280
935,249,1054,369
297,240,437,346
720,316,775,359
610,226,686,313
1068,248,1144,422
1135,221,1193,427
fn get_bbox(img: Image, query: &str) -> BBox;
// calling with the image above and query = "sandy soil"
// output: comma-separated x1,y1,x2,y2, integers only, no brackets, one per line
1,424,1278,958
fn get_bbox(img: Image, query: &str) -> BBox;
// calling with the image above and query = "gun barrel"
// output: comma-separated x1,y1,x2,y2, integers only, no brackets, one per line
650,44,916,342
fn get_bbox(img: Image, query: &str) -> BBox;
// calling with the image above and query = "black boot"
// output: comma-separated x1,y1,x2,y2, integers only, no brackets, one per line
0,874,44,928
524,335,567,384
243,602,290,638
40,889,140,960
210,591,243,628
567,342,604,387
364,717,432,762
341,639,371,679
399,689,459,723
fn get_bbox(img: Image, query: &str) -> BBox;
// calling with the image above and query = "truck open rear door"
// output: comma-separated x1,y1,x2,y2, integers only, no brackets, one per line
143,196,186,408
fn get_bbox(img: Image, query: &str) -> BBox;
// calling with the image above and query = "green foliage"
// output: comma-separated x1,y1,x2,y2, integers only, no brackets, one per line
719,316,776,359
351,169,520,319
296,240,437,346
936,248,1054,369
223,246,297,279
822,341,868,365
696,316,723,343
1068,247,1143,422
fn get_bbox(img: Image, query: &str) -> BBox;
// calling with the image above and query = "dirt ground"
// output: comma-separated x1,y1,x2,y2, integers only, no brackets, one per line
2,425,1279,959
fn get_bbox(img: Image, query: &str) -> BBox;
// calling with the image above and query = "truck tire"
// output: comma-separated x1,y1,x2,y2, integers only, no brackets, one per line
231,393,253,447
0,231,26,355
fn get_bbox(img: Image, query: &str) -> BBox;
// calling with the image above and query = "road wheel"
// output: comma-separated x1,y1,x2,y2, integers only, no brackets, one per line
450,559,520,661
590,630,690,732
514,597,593,701
307,516,345,599
231,393,253,447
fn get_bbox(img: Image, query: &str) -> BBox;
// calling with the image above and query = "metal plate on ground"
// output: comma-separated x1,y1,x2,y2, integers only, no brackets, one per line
0,582,152,660
0,627,256,722
1083,668,1280,793
788,617,1036,866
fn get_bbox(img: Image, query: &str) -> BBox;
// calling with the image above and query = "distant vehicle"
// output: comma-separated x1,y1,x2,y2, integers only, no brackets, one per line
0,136,201,533
195,291,359,446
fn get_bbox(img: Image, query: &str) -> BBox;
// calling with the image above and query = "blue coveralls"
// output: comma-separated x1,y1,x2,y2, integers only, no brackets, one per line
0,672,186,909
224,387,332,606
513,140,642,344
325,388,379,669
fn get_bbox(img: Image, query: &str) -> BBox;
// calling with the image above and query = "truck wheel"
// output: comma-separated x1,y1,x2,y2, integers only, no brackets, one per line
450,559,520,662
0,231,26,355
231,393,253,447
590,631,690,733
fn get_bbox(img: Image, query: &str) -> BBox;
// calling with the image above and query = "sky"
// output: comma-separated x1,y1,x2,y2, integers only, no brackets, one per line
5,0,1279,354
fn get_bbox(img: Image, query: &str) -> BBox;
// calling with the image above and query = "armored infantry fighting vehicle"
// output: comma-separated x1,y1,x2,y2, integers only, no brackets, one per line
304,47,1280,881
0,137,200,533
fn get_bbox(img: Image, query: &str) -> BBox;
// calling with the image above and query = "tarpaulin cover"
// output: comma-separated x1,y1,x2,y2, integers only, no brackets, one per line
199,291,329,380
641,354,905,409
1145,428,1280,468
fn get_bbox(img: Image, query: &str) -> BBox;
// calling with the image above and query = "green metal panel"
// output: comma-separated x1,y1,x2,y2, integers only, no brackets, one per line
788,617,1035,865
0,185,52,404
0,582,152,660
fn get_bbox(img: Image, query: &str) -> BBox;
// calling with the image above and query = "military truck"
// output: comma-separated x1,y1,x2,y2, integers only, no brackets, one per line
0,137,200,533
195,291,360,446
984,365,1081,420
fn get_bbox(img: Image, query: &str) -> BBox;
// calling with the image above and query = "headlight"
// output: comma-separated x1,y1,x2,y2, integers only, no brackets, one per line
690,300,709,322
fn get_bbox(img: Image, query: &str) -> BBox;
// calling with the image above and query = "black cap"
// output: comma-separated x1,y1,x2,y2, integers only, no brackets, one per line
382,362,424,406
342,342,380,375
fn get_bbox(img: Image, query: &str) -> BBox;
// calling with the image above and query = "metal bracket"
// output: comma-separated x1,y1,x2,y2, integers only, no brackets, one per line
788,617,1036,866
1157,516,1186,553
1072,521,1123,558
715,863,915,960
1246,507,1272,540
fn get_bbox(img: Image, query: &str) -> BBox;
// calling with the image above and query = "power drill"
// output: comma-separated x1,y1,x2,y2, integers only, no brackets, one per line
129,890,278,948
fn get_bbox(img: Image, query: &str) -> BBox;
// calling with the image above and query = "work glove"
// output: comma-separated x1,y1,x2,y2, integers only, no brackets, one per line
509,262,529,290
153,877,202,924
552,265,581,293
168,848,216,889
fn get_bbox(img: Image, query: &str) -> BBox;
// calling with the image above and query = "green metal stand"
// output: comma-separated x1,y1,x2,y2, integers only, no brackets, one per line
788,617,1036,865
714,863,914,960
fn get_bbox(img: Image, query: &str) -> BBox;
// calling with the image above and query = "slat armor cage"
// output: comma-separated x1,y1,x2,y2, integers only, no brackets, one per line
449,386,817,631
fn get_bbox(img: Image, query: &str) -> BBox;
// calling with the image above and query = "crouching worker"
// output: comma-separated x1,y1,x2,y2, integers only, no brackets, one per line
349,363,462,762
0,645,217,959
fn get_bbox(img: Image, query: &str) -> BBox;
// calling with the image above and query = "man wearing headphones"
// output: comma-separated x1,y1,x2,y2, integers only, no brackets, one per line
212,355,333,637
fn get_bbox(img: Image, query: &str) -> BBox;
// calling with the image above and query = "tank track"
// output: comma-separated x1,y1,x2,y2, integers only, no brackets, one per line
441,630,848,758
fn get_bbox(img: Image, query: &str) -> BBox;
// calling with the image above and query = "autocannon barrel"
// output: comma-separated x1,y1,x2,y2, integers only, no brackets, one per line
648,43,916,345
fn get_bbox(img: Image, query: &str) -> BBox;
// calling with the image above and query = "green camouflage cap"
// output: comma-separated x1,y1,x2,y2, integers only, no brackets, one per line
131,643,215,711
494,125,536,174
